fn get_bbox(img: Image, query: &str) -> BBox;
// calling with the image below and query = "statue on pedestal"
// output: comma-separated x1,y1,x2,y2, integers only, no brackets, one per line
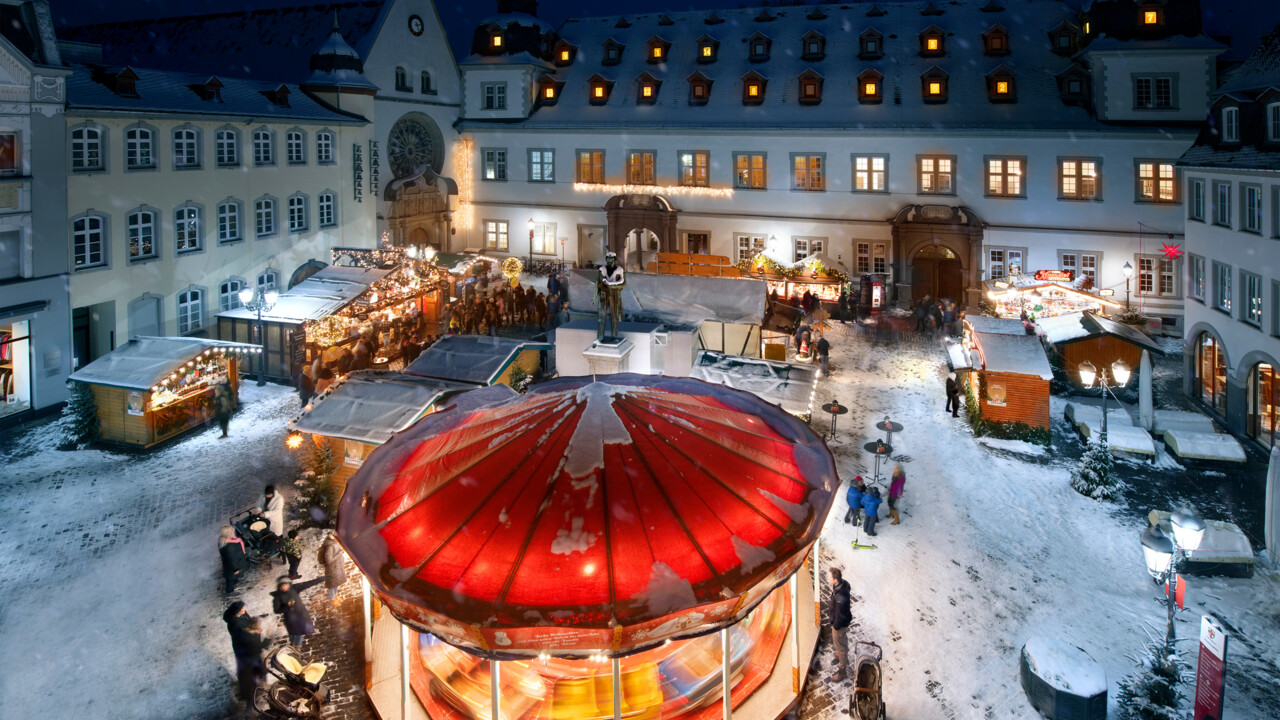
596,251,626,341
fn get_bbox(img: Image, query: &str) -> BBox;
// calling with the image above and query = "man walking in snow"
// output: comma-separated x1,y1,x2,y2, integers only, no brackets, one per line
828,567,853,684
945,372,960,417
816,335,831,376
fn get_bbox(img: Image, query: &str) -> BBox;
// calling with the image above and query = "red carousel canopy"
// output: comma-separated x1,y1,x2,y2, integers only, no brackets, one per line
337,374,838,659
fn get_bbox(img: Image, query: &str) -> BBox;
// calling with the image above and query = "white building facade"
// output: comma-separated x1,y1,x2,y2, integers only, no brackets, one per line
454,0,1222,331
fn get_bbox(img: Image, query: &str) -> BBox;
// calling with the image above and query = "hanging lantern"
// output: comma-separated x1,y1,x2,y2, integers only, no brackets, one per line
312,315,347,347
502,256,524,279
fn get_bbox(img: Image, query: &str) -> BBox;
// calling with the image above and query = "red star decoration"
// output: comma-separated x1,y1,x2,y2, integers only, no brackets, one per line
1161,242,1184,261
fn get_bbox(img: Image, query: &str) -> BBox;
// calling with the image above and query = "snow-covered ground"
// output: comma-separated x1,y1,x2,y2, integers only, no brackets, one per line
806,323,1280,719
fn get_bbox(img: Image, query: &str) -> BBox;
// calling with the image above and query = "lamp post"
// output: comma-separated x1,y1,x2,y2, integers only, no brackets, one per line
1122,261,1134,311
528,218,535,270
238,285,279,386
1140,507,1206,654
1077,358,1131,443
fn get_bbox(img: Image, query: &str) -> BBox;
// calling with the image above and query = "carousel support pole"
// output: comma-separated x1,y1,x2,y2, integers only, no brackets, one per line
721,628,732,720
490,660,501,720
813,538,821,628
400,622,410,720
790,574,800,694
612,657,623,720
362,575,372,644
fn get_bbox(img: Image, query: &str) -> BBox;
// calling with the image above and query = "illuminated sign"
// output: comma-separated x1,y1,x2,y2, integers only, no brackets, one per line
1034,269,1074,282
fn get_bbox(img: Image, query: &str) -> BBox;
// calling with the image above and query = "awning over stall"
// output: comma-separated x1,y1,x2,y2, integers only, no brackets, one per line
288,371,471,445
403,335,551,386
216,266,392,325
68,336,259,391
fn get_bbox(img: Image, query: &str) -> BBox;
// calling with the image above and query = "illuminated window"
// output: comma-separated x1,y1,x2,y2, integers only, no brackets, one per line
929,82,941,95
865,82,877,95
653,47,662,58
702,45,712,57
642,85,653,97
748,84,759,97
545,87,555,99
996,81,1009,94
1085,22,1090,34
1144,10,1158,24
560,50,570,61
927,38,939,50
491,34,502,48
594,86,604,98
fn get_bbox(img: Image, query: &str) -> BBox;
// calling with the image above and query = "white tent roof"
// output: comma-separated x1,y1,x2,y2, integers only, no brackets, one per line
290,371,471,445
216,265,392,324
68,336,259,391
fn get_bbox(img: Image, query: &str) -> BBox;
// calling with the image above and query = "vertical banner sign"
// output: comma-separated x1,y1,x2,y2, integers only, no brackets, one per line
1193,615,1228,720
1164,573,1186,610
369,140,380,198
352,143,364,203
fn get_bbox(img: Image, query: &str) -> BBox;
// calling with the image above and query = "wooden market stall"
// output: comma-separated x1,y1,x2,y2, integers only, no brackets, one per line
984,278,1121,320
954,316,1054,431
286,370,471,490
67,336,260,449
741,252,851,304
1036,311,1165,388
403,335,551,388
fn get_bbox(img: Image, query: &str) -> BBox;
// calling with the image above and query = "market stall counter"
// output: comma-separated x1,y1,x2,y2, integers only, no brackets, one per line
67,336,260,449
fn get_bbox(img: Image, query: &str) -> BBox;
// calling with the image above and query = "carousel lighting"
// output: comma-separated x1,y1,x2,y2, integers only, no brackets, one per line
453,137,474,230
572,182,733,199
286,431,304,449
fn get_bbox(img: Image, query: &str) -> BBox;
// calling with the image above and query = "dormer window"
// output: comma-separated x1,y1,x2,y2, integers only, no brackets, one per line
561,49,570,62
264,84,291,108
983,25,1010,56
748,33,771,62
860,29,884,59
190,76,223,101
491,33,503,49
588,75,614,105
920,27,945,57
554,42,577,67
536,76,564,106
798,70,823,105
647,36,671,64
697,35,719,63
801,30,826,61
1222,106,1240,143
636,73,661,104
1048,22,1078,55
103,67,140,97
921,68,949,103
858,69,884,104
987,67,1016,102
602,39,624,66
688,72,712,105
742,71,766,105
1056,64,1090,106
1142,8,1161,25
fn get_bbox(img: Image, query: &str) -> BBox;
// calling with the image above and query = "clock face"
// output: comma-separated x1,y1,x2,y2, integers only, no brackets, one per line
409,15,424,36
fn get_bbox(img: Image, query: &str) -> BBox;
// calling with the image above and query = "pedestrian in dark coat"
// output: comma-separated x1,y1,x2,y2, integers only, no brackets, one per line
296,367,314,408
224,602,266,703
321,532,347,605
945,372,960,417
816,336,831,376
828,568,853,683
843,476,865,525
888,465,906,526
272,576,320,647
838,288,850,324
219,525,249,595
861,487,883,536
213,380,235,438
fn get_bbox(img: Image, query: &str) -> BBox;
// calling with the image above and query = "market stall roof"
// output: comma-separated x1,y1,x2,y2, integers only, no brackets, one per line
336,374,839,659
216,266,392,324
966,316,1028,336
690,351,819,417
568,270,768,326
68,336,259,391
288,371,472,445
985,280,1122,310
403,335,551,386
973,332,1054,380
1035,311,1165,356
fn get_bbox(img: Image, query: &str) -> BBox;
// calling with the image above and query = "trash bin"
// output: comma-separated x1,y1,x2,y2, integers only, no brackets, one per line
1019,637,1107,720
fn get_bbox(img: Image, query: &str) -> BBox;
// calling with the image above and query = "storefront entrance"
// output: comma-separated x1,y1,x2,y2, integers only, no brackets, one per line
1196,332,1227,416
1248,362,1278,446
910,245,964,302
0,320,30,420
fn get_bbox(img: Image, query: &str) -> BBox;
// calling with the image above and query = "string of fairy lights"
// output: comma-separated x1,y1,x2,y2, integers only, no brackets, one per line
571,182,734,199
149,346,260,409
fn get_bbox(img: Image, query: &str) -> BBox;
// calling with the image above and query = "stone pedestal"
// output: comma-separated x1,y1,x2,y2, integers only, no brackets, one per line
583,338,634,377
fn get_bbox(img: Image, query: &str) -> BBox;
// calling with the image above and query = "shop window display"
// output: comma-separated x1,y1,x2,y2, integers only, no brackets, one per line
1250,363,1277,445
0,321,30,419
1197,333,1227,416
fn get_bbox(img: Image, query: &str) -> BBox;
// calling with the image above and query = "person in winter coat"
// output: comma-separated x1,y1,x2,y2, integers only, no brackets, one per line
838,288,850,324
844,476,865,525
314,367,335,395
272,576,320,647
224,601,267,703
296,366,314,408
888,465,906,526
828,568,853,683
256,485,285,538
861,487,883,536
320,532,347,605
816,335,831,377
219,525,249,595
213,380,235,438
283,529,303,579
945,372,960,417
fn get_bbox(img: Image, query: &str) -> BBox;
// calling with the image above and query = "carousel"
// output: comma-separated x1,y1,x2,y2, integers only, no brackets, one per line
338,374,838,720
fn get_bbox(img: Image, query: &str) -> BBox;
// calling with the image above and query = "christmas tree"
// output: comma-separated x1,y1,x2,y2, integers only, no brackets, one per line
1071,438,1120,501
1115,638,1187,720
299,438,340,526
57,381,99,450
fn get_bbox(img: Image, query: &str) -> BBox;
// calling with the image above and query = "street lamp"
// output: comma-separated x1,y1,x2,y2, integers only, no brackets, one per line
1077,358,1131,443
238,285,279,386
528,218,535,270
1122,261,1134,310
1140,507,1206,654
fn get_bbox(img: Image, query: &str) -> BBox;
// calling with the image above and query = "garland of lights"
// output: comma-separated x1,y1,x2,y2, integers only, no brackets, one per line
454,137,474,231
310,315,348,347
501,257,524,278
572,182,734,199
734,254,850,284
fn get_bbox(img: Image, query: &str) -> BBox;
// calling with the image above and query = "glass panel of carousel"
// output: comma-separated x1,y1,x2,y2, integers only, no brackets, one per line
411,584,792,720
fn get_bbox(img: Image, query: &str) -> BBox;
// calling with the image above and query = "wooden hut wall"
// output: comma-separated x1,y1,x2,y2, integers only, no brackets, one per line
1058,336,1144,386
89,384,151,447
493,348,543,387
979,372,1050,430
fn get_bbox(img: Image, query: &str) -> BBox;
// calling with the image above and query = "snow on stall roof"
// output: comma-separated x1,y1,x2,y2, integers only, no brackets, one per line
67,336,259,391
974,332,1053,380
288,372,471,445
567,270,767,326
690,350,818,416
965,315,1027,335
1037,311,1165,354
403,335,551,386
1021,636,1107,697
216,265,391,324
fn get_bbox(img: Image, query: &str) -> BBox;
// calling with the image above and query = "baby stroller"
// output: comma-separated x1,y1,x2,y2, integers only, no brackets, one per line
230,507,282,564
849,641,886,720
253,646,330,719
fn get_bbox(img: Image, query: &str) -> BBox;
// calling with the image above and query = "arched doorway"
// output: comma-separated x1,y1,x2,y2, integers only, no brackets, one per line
384,112,454,249
910,244,963,302
408,227,429,246
604,195,678,269
1248,362,1278,445
1195,332,1227,415
624,228,661,270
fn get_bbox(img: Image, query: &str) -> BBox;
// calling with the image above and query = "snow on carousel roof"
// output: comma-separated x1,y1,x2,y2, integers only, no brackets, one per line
403,335,551,386
289,371,471,445
217,265,392,324
68,336,260,391
691,350,819,417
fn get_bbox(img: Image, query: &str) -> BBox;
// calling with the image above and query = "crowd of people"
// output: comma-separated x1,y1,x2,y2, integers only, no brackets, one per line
445,274,569,336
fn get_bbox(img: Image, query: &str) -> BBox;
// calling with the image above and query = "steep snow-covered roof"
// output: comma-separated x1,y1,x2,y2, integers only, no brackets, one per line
463,0,1122,131
68,336,259,391
690,350,818,416
289,371,470,444
403,335,550,386
217,266,392,324
1178,24,1280,171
